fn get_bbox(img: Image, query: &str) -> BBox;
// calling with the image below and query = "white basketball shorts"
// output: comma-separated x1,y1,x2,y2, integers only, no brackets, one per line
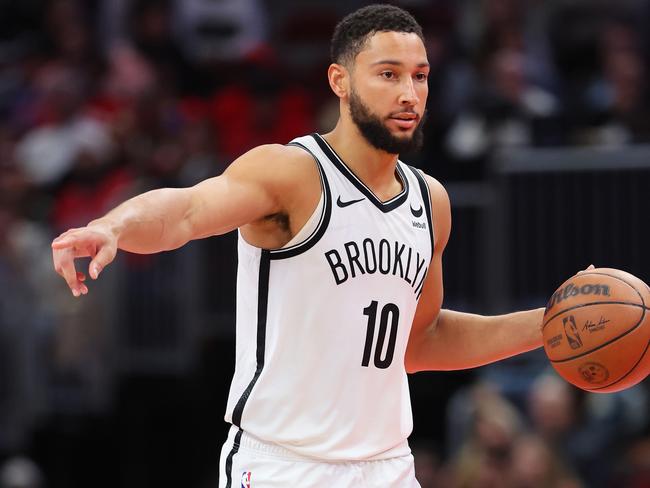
218,426,421,488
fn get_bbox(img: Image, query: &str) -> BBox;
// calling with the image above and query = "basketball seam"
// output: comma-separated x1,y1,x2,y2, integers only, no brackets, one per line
543,270,646,330
573,271,645,306
576,271,648,307
586,338,650,392
548,302,646,363
543,301,648,331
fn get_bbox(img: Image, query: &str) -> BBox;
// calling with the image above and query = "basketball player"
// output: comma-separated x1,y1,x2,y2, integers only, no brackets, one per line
52,5,545,487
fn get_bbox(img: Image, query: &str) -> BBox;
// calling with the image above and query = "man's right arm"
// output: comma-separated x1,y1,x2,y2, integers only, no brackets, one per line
52,144,307,296
95,145,285,253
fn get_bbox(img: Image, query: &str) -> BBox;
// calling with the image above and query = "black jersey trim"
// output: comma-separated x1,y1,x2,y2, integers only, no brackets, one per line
406,165,435,254
311,133,409,213
231,251,270,426
269,142,332,260
224,428,243,488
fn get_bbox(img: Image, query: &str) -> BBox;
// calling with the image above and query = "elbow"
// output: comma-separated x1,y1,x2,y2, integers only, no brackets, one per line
405,359,416,374
405,363,421,374
404,347,424,374
405,317,440,374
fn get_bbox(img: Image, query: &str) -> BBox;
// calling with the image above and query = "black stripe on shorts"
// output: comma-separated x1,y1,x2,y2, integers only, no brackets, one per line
224,428,243,488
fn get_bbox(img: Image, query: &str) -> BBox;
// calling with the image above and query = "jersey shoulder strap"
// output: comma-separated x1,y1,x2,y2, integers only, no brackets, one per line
404,164,434,252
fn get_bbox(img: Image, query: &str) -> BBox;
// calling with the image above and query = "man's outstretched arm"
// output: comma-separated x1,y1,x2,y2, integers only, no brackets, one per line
51,144,309,296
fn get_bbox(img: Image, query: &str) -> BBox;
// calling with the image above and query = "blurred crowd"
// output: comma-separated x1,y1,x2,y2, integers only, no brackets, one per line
1,0,650,487
412,369,650,488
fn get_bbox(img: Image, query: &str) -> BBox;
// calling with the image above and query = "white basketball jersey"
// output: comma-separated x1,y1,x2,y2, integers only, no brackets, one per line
224,133,434,461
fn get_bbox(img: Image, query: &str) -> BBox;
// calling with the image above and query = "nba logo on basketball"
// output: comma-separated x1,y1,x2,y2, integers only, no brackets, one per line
563,315,583,349
241,471,251,488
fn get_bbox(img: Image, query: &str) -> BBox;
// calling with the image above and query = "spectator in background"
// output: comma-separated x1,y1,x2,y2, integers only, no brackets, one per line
594,19,650,145
14,65,113,192
41,0,100,73
433,0,562,180
527,372,649,488
446,380,584,488
174,0,268,63
177,100,223,183
526,372,576,445
448,384,524,487
94,42,158,121
545,1,616,145
4,131,116,427
110,82,187,187
0,457,44,488
508,434,582,488
610,434,650,488
127,0,198,95
410,440,453,488
0,157,52,454
4,6,123,424
445,46,560,160
208,49,315,160
100,0,269,95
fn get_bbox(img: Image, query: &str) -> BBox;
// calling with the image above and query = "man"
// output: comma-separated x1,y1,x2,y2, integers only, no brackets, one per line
52,5,544,487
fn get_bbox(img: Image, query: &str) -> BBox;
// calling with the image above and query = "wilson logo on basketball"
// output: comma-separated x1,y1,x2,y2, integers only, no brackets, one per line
545,282,611,311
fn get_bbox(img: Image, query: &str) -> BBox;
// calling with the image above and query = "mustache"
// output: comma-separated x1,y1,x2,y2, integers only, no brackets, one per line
388,110,418,118
387,108,428,122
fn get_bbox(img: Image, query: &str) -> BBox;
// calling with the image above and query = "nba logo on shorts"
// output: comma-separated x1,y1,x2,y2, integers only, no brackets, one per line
241,471,251,488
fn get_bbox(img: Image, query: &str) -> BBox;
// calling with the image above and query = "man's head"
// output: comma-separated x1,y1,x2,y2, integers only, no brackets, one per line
330,4,424,67
329,5,429,155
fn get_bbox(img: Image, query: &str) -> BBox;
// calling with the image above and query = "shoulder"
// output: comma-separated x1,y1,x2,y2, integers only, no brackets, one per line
226,143,318,177
419,172,449,207
248,143,317,164
224,143,322,219
224,143,321,193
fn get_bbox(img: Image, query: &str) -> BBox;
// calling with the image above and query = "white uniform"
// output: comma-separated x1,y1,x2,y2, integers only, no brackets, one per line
220,133,434,487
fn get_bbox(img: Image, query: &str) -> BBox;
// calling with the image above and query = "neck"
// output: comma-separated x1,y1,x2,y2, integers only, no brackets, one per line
322,118,402,199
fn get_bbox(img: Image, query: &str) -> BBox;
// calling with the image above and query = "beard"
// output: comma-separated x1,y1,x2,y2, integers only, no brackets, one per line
349,88,426,155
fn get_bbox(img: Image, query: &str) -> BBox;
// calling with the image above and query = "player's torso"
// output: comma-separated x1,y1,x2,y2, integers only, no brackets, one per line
225,133,434,460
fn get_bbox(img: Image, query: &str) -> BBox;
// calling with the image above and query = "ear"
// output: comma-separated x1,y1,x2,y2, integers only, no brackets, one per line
328,63,349,99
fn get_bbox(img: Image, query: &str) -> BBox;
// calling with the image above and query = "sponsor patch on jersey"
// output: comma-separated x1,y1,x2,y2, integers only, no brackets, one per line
412,221,426,229
241,471,251,488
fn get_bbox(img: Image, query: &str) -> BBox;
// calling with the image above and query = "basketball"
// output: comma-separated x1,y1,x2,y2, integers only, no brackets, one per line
542,268,650,393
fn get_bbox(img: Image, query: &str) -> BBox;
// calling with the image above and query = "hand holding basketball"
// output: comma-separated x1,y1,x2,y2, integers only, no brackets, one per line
542,268,650,393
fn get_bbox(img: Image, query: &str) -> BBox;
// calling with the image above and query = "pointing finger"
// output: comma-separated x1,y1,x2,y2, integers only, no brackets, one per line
52,235,79,250
53,248,81,296
89,244,116,279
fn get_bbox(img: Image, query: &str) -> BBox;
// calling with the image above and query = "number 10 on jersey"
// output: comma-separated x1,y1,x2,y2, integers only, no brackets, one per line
362,301,400,369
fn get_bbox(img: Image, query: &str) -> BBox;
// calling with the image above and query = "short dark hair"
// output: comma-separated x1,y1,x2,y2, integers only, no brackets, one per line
330,4,424,66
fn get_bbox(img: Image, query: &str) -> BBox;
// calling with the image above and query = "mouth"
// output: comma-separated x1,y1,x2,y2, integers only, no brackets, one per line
388,113,419,130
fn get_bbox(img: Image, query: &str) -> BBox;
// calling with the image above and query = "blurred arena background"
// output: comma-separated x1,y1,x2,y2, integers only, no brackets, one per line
1,0,650,487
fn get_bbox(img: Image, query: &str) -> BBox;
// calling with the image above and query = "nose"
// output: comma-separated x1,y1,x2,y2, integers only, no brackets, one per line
399,78,419,106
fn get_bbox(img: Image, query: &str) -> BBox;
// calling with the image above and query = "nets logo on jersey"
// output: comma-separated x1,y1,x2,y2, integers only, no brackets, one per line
241,471,251,488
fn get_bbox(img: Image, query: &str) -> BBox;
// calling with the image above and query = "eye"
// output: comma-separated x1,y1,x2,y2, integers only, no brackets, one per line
381,71,396,80
415,72,428,82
